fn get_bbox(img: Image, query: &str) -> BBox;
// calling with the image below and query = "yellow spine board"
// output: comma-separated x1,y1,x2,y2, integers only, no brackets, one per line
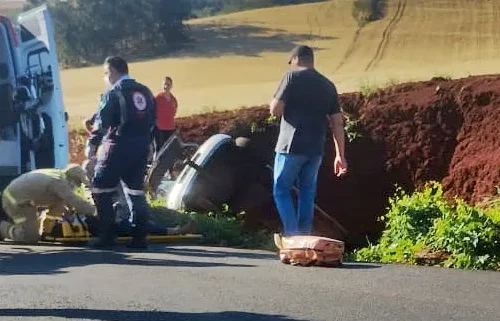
42,234,203,243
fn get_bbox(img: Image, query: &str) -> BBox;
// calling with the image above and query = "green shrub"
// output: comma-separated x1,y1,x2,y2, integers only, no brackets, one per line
355,182,500,271
486,203,500,224
480,187,500,224
429,200,500,269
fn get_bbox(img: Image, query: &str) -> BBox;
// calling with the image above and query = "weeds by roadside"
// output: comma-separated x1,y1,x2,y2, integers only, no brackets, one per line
432,73,453,81
250,114,278,134
359,78,401,97
149,198,276,251
478,186,500,224
353,182,500,271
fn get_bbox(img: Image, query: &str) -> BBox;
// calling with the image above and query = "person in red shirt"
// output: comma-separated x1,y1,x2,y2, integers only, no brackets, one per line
154,76,178,152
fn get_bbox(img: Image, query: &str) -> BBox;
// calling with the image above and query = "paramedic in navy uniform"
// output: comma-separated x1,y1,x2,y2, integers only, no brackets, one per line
86,56,156,249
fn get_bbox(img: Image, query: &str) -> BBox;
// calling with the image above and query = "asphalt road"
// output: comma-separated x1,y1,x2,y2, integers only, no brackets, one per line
0,243,499,321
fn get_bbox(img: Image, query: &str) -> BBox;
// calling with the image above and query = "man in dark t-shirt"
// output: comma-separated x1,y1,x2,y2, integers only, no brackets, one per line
270,45,348,236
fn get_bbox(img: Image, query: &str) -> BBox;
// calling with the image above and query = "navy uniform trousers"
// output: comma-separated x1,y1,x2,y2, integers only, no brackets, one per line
91,136,150,241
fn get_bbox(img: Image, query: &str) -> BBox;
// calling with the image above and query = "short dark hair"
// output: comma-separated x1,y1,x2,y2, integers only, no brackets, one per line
104,56,128,74
164,76,172,83
288,45,314,64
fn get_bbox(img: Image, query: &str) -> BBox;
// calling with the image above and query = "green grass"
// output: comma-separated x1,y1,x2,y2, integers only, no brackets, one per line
359,80,381,96
70,191,276,250
149,198,276,251
433,73,453,81
359,78,401,96
480,187,500,224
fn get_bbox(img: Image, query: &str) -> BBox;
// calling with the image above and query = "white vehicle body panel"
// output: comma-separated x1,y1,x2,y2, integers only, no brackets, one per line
167,134,232,210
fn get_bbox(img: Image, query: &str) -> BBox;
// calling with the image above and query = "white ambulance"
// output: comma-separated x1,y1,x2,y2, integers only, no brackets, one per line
0,5,68,192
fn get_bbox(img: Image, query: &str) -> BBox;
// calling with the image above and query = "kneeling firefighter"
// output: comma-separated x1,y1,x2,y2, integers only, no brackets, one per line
0,164,96,244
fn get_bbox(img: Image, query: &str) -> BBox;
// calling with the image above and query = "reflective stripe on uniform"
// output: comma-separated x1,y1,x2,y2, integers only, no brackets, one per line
123,186,145,196
91,186,119,194
13,216,27,224
40,168,65,180
2,189,17,205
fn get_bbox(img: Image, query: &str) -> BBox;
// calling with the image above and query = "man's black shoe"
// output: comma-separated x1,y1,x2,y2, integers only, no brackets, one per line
90,237,117,250
126,238,148,250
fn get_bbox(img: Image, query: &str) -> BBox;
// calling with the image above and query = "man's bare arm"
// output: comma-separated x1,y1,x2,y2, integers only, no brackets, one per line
270,98,285,117
329,113,348,176
329,113,345,157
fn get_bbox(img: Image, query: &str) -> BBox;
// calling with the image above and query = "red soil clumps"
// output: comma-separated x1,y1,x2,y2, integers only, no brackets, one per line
69,75,500,246
359,75,500,204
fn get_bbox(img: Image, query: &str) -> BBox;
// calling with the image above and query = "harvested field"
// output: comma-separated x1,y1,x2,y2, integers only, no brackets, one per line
69,74,500,246
61,0,500,119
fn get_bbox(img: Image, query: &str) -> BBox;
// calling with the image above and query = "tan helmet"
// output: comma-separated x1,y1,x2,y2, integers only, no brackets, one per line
64,163,91,187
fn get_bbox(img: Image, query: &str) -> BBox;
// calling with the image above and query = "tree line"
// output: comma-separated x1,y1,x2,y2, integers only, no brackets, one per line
22,0,328,67
24,0,191,67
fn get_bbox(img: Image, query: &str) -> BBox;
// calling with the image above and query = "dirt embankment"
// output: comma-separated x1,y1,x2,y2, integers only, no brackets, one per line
69,75,500,246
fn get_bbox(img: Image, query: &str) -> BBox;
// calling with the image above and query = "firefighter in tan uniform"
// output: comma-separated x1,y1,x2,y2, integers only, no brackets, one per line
0,164,96,244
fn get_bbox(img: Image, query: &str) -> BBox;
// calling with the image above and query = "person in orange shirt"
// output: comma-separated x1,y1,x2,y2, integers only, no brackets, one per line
154,76,178,153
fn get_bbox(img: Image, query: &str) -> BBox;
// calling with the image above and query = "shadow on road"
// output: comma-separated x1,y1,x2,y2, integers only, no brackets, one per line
0,309,303,321
0,248,256,276
163,247,277,260
340,262,382,269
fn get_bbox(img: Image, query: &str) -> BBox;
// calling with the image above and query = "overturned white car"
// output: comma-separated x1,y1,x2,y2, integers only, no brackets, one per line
148,133,274,216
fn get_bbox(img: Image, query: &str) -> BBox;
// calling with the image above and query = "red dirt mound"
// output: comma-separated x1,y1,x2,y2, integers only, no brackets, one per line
360,75,500,204
69,74,500,246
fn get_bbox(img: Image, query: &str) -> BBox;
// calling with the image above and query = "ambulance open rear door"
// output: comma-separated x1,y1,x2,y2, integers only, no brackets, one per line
17,5,69,171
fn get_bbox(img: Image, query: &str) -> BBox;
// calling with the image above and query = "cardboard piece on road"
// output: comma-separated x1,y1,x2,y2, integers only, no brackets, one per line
276,234,345,267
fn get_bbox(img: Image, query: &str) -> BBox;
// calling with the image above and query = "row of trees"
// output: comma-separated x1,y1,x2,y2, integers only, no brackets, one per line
22,0,328,67
25,0,191,67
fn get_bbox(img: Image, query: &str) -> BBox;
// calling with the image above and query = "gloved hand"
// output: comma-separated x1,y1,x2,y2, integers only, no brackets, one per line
84,140,97,159
62,210,76,223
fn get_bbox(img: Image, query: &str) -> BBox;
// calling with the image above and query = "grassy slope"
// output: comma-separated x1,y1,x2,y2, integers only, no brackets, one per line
60,0,500,120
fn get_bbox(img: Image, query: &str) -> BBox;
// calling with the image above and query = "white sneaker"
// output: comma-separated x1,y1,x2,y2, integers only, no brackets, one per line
274,233,283,250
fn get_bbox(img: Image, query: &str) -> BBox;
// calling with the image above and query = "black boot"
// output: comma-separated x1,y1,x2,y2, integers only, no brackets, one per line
90,220,118,249
125,194,150,250
91,232,117,249
91,193,118,249
0,220,10,241
126,219,148,250
126,236,148,249
126,222,148,249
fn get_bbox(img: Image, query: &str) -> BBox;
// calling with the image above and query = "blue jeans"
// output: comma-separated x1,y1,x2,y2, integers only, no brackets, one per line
273,153,323,236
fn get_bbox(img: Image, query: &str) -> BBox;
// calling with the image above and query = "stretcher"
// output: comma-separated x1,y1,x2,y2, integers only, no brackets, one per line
41,234,203,244
38,213,203,245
